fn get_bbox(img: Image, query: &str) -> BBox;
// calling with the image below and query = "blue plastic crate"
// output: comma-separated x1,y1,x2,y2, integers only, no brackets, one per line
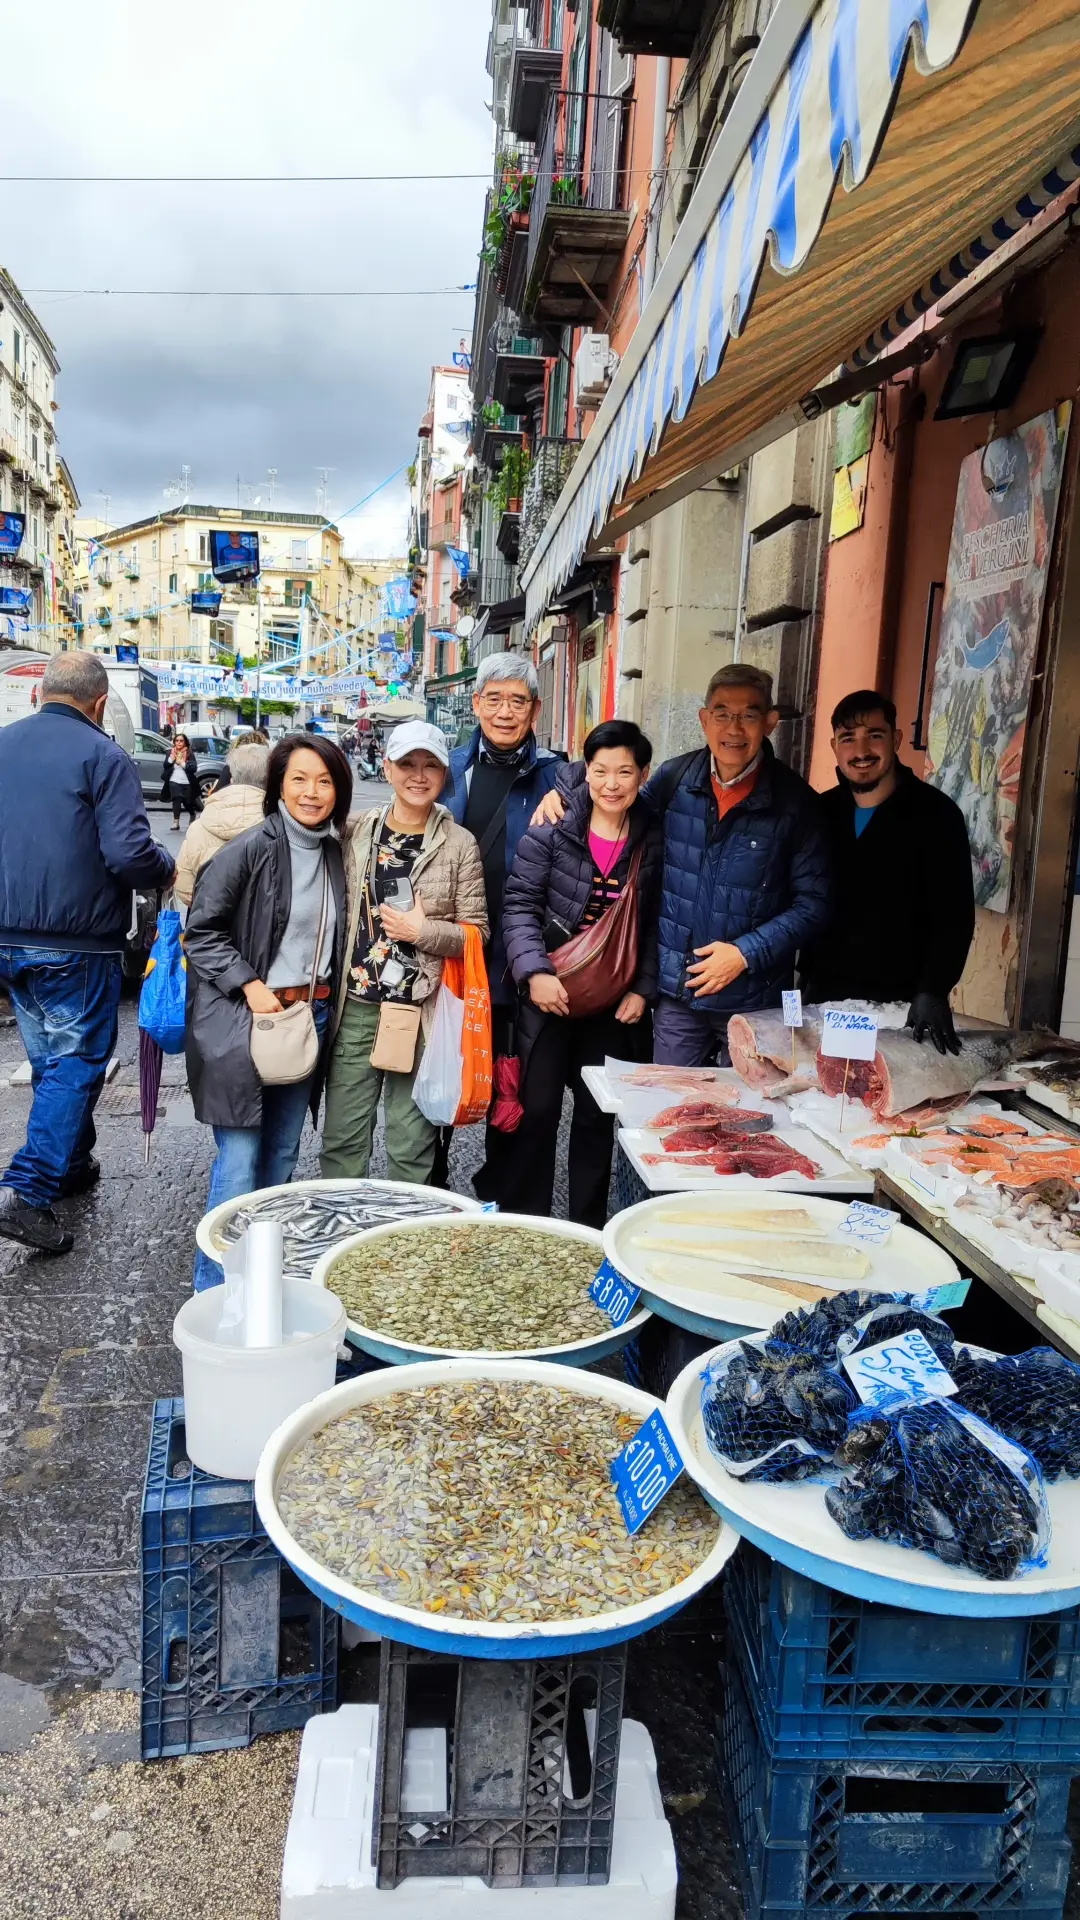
724,1541,1080,1766
141,1398,339,1760
614,1146,648,1213
718,1657,1074,1918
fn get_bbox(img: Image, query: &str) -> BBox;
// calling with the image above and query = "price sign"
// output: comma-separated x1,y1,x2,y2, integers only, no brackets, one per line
590,1258,641,1329
782,990,803,1028
821,1010,878,1060
610,1408,685,1535
837,1200,898,1245
843,1328,958,1411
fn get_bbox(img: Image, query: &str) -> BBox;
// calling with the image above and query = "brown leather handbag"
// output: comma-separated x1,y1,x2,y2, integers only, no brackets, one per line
551,844,644,1017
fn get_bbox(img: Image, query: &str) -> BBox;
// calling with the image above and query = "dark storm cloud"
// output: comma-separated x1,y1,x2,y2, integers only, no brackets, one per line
2,0,491,545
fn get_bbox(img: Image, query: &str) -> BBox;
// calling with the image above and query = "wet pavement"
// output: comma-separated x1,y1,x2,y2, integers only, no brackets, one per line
0,984,1077,1916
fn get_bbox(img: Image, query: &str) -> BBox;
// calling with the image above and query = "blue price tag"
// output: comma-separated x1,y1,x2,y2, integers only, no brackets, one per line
590,1258,641,1329
610,1408,686,1535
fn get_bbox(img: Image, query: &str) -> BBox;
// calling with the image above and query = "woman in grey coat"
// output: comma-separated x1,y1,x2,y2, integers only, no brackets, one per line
185,733,351,1289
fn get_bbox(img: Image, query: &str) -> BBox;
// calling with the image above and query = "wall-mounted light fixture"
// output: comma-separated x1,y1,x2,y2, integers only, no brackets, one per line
935,331,1041,420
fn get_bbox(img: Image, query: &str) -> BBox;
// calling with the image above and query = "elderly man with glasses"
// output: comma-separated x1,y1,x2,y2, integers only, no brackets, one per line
436,651,564,1195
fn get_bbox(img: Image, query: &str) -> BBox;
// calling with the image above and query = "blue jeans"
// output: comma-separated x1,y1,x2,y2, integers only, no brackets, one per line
192,1000,329,1291
0,946,122,1207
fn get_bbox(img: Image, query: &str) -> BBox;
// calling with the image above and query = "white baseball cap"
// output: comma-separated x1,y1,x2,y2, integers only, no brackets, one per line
384,720,450,768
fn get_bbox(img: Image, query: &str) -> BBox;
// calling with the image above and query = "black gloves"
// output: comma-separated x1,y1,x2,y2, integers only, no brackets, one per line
906,992,961,1056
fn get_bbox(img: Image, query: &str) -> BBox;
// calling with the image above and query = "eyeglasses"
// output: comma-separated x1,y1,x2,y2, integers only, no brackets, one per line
478,692,534,714
705,707,765,724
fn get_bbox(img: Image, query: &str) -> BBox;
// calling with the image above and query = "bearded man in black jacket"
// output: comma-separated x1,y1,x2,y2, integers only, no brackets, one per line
799,690,975,1055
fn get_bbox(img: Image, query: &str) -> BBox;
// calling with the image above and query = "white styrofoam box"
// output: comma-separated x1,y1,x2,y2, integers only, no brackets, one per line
1036,1252,1080,1323
281,1706,678,1920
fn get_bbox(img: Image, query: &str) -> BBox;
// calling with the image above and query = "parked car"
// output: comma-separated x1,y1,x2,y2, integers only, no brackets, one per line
131,728,230,802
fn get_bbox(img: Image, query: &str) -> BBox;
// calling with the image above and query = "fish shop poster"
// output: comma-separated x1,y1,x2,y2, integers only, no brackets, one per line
925,405,1071,913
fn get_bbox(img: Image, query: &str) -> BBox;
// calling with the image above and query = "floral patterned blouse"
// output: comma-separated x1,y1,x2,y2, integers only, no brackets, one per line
347,823,424,1003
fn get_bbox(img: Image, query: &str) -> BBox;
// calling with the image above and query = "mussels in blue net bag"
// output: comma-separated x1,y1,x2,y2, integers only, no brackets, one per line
825,1399,1049,1581
701,1341,856,1483
767,1290,955,1368
767,1290,880,1360
950,1347,1080,1481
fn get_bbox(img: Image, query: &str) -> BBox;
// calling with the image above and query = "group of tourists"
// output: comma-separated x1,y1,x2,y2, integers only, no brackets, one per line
0,645,976,1271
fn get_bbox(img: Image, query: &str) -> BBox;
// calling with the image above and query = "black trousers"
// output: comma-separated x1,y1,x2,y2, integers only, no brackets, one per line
485,1004,648,1229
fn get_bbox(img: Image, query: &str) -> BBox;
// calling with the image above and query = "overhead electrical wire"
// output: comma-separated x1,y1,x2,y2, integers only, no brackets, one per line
24,285,476,298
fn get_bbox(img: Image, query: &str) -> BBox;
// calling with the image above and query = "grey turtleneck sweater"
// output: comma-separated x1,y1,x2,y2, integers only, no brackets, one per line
265,803,337,989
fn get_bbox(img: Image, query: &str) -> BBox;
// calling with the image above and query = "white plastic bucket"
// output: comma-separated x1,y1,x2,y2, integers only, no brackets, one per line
173,1279,347,1479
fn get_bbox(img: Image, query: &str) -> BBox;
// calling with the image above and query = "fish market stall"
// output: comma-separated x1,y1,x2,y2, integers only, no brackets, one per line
583,1059,874,1205
605,1191,961,1343
313,1213,650,1365
666,1296,1080,1617
256,1360,734,1655
196,1178,480,1285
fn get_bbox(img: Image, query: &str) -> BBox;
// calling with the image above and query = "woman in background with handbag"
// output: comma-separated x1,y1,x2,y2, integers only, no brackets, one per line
320,721,488,1185
184,734,351,1290
500,720,662,1227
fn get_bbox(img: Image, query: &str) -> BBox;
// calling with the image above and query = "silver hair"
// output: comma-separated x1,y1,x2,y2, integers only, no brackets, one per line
41,652,109,703
225,742,270,788
475,651,540,699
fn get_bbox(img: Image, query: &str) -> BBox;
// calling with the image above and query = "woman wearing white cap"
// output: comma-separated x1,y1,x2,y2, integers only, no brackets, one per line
321,720,488,1182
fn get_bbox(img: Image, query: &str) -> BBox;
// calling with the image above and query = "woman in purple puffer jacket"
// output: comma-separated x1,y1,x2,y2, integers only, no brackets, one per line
499,720,663,1226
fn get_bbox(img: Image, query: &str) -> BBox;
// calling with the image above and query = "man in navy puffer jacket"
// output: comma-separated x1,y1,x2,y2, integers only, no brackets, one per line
0,653,174,1250
537,665,831,1065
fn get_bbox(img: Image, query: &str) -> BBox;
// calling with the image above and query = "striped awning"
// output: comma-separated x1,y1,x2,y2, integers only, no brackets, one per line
522,0,1080,631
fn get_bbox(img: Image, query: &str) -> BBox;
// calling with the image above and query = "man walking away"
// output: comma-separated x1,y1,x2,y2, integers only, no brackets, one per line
0,653,174,1251
799,690,975,1052
533,665,831,1065
437,652,564,1195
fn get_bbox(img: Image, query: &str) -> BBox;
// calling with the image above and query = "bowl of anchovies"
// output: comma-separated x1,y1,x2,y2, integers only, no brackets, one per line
196,1178,481,1286
254,1358,736,1656
313,1211,651,1365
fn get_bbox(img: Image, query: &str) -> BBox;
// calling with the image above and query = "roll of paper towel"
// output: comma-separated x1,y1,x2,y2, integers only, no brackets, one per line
244,1218,284,1347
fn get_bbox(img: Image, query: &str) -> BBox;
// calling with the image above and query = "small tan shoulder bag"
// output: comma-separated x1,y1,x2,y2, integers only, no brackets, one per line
249,867,330,1086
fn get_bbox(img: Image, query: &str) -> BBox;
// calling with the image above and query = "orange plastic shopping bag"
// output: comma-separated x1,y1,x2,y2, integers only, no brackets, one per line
440,923,492,1126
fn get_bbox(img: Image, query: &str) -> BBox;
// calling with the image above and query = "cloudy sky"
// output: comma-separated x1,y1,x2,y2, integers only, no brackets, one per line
3,0,492,554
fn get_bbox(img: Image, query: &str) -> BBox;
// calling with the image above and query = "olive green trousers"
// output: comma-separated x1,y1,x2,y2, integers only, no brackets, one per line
320,999,436,1185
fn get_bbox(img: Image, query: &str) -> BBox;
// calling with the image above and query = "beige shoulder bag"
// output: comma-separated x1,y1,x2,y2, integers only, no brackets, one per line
249,864,331,1086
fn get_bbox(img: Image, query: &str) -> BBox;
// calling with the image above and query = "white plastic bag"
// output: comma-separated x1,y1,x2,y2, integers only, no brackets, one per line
411,984,465,1126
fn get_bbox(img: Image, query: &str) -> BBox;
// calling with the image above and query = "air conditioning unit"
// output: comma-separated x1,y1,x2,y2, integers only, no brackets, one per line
573,332,619,411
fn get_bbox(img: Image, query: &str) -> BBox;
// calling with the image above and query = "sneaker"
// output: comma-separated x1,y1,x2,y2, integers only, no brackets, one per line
59,1156,101,1198
0,1187,74,1253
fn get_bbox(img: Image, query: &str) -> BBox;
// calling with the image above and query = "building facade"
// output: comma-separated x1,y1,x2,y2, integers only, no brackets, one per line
80,504,351,673
0,269,76,652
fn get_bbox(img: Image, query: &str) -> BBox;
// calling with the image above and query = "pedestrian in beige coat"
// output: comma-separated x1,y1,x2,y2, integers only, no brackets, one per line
174,743,270,906
321,722,488,1185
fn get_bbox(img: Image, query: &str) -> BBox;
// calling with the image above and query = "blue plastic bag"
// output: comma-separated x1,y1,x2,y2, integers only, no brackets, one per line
138,908,187,1053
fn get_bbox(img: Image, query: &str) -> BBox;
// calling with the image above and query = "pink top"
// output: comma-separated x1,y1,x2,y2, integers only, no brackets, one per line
588,829,626,878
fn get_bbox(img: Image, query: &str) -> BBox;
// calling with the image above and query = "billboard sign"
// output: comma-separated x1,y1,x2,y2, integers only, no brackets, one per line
209,529,260,583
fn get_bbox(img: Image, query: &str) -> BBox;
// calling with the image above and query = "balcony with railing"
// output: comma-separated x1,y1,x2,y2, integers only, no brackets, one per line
596,0,708,55
519,436,583,572
474,554,522,622
504,9,562,141
491,319,548,416
95,561,112,586
124,559,140,580
483,145,538,309
524,90,634,324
